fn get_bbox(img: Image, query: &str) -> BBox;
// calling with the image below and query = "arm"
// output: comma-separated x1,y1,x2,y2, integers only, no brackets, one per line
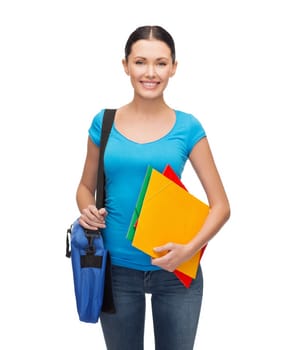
152,137,230,271
76,136,107,230
186,137,230,253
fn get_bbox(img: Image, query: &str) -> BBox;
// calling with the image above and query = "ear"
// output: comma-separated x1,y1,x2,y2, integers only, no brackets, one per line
170,61,178,77
122,59,129,75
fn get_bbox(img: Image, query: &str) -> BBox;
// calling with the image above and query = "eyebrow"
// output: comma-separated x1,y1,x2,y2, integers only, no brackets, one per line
134,56,170,61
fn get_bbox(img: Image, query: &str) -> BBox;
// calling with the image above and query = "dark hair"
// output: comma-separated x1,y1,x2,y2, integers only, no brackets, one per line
124,25,176,63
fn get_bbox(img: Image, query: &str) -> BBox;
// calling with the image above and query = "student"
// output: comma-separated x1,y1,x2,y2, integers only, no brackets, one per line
76,25,230,350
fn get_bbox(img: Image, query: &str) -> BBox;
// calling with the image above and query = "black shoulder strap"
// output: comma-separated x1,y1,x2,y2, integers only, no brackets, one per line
95,109,117,314
95,109,116,209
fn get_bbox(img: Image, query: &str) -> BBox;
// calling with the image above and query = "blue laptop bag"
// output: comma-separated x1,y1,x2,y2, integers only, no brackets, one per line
67,220,109,323
66,109,116,323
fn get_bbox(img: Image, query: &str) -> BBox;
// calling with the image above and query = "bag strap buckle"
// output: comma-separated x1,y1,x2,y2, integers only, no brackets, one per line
84,229,101,255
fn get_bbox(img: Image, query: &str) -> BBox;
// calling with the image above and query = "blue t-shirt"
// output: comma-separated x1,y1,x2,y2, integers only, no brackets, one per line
89,109,206,271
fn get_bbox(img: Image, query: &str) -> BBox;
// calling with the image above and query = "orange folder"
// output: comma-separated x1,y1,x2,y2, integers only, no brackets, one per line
132,167,209,279
163,165,207,287
127,165,192,287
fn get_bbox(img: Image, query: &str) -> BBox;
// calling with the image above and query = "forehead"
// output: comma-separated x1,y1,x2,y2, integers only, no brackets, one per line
130,39,171,59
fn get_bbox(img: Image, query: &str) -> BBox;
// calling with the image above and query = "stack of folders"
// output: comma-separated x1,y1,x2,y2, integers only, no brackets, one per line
127,165,209,288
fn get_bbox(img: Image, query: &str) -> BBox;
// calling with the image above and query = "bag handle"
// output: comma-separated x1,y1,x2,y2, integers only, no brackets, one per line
96,109,116,209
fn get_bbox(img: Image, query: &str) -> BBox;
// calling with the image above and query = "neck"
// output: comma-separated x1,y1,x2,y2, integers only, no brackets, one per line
128,96,169,116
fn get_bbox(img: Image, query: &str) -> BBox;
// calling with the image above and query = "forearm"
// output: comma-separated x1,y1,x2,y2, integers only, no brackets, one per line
76,183,96,213
187,203,230,257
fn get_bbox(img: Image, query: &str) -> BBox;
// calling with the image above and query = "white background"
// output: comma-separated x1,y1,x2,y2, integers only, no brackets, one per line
0,0,295,349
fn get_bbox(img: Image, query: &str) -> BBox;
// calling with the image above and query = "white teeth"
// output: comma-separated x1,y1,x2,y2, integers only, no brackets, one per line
142,82,157,88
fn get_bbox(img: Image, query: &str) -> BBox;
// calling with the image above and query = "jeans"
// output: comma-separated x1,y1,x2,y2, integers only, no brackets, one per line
100,265,203,350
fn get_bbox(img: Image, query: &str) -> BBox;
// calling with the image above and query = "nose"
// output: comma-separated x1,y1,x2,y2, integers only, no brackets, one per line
145,64,156,78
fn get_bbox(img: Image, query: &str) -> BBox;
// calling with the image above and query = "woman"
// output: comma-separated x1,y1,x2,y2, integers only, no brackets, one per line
76,25,230,350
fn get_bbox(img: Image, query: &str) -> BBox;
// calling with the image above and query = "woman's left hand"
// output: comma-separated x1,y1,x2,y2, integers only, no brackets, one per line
151,242,192,272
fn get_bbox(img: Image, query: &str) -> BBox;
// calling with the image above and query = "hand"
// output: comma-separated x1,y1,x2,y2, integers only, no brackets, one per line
151,242,191,272
79,205,108,230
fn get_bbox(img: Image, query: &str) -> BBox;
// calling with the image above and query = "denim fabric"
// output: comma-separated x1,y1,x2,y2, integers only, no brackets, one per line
100,265,203,350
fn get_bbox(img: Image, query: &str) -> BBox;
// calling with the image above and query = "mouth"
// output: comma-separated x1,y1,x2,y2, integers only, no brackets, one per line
141,81,160,89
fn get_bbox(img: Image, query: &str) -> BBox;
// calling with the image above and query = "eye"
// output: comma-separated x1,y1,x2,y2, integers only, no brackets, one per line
158,62,167,67
135,60,145,65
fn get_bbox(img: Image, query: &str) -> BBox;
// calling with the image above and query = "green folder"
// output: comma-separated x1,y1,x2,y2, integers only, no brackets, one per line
126,165,152,241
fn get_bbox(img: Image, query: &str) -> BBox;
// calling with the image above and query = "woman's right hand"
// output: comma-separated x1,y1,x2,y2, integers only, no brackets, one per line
78,205,108,230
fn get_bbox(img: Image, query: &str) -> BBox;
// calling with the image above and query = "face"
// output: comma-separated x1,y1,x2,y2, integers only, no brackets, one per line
122,39,177,99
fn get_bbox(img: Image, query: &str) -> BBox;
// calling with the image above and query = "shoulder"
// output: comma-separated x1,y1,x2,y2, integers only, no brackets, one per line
174,110,206,152
91,109,106,126
175,109,205,131
88,109,106,146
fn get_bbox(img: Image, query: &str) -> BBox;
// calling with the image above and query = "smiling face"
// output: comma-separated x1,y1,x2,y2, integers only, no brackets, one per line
123,39,177,100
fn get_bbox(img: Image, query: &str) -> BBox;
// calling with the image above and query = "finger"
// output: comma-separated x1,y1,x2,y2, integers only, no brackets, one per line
153,242,174,253
79,212,106,229
78,218,100,231
88,205,101,218
151,257,175,272
98,207,108,218
82,207,99,222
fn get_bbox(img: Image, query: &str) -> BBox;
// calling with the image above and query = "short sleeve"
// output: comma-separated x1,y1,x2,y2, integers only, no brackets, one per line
179,112,206,156
88,109,105,146
182,112,206,154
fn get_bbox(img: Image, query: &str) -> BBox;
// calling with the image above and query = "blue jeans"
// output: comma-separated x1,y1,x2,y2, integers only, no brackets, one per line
100,265,203,350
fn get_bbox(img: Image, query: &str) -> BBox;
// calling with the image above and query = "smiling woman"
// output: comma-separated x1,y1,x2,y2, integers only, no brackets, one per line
122,39,177,100
75,25,230,350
